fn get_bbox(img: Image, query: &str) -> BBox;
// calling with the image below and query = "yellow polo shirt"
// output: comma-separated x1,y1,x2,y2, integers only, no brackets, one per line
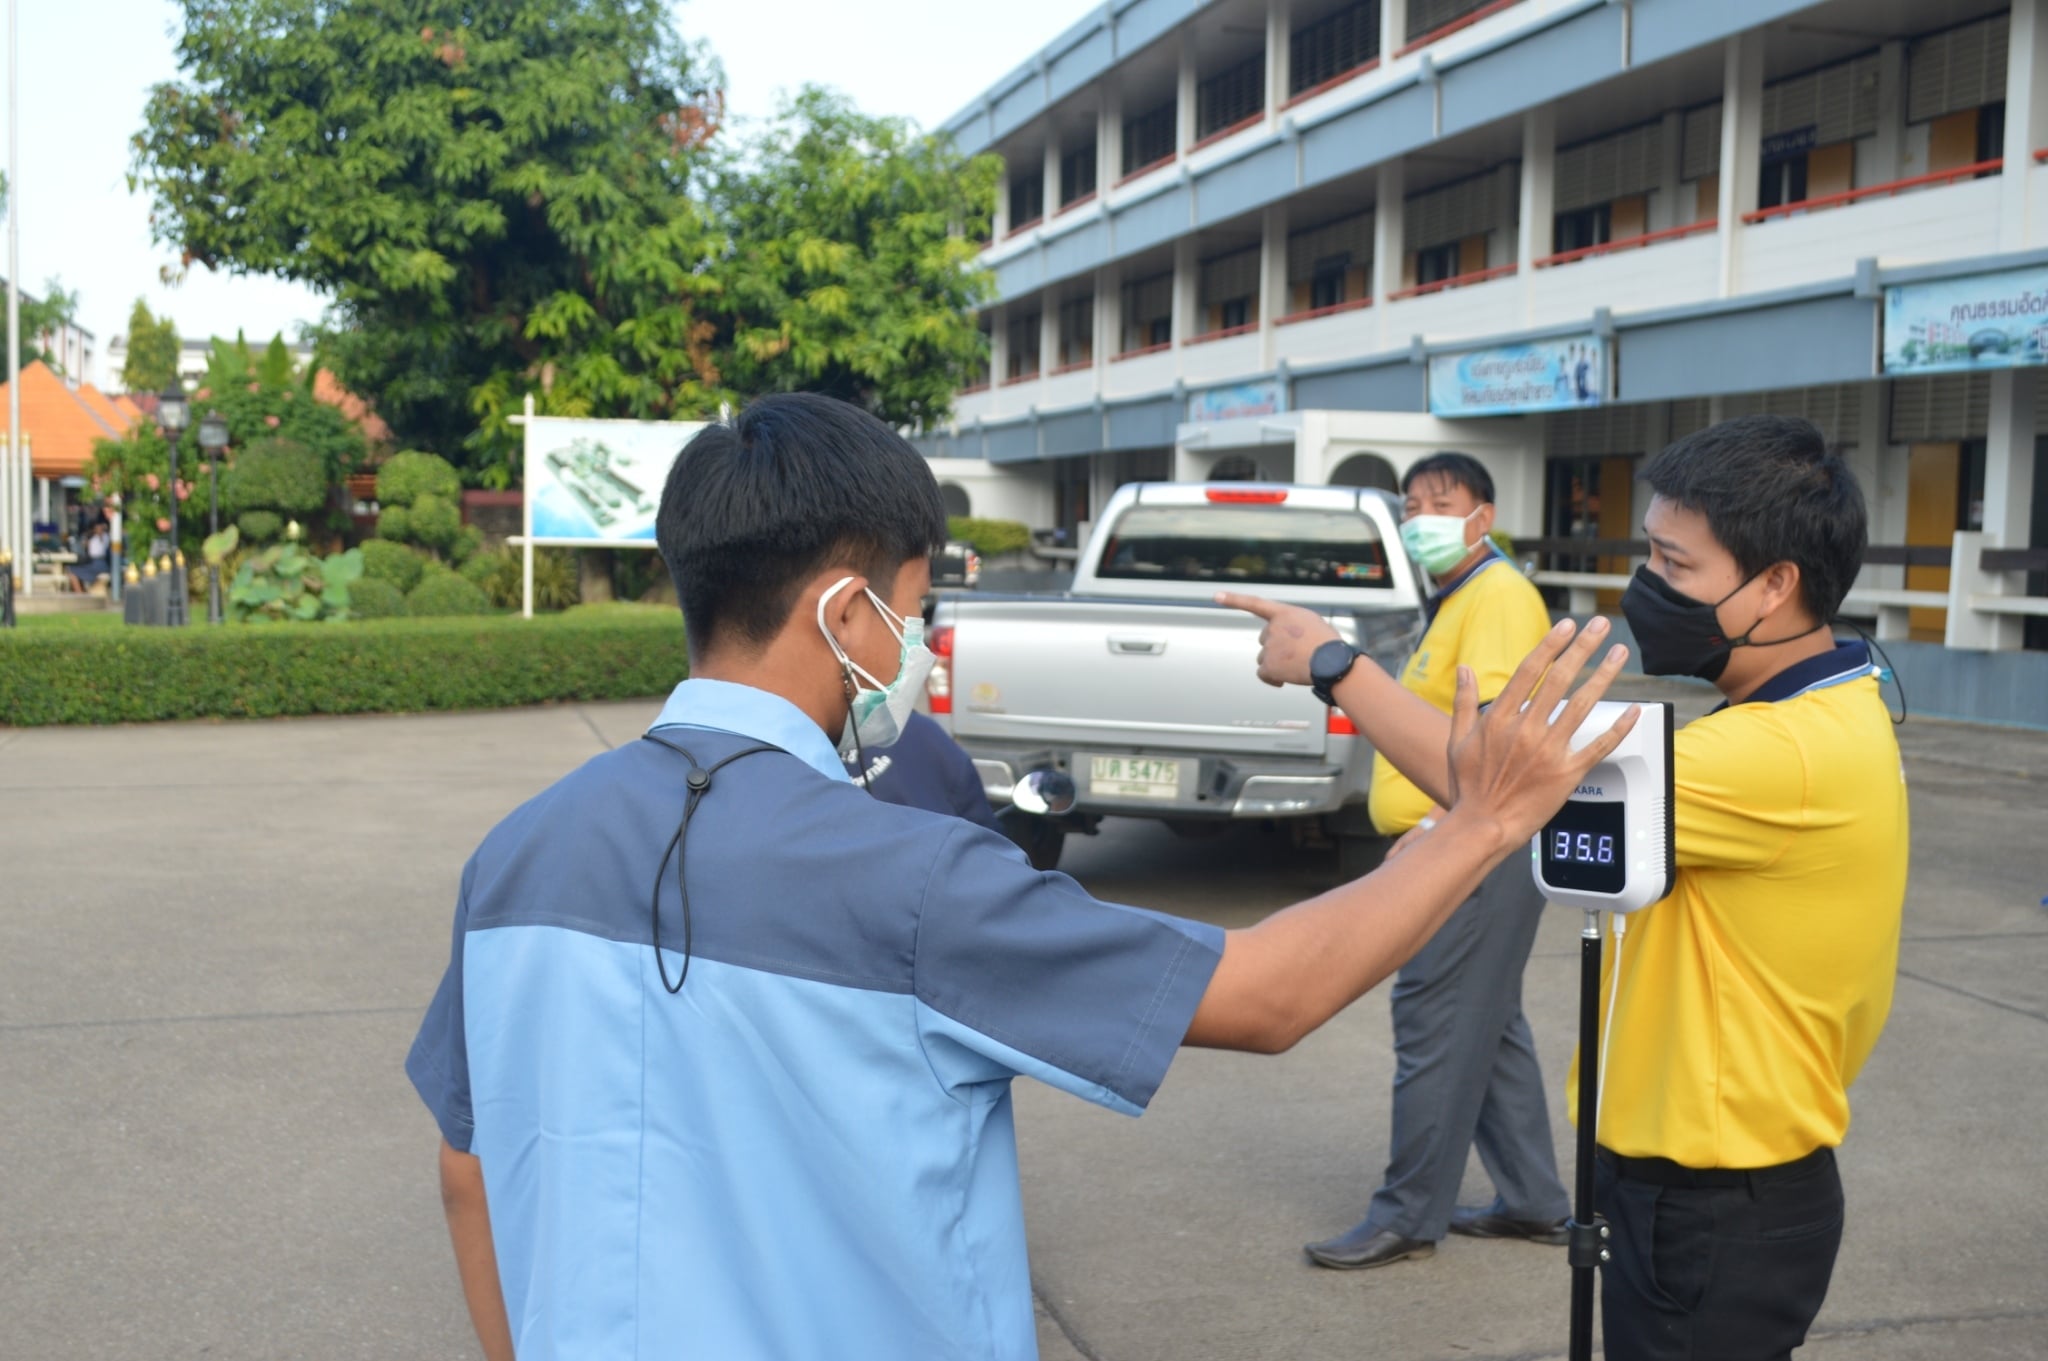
1569,647,1909,1168
1368,553,1554,836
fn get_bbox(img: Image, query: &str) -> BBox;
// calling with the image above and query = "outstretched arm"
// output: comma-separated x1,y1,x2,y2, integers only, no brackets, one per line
1214,592,1461,806
1184,616,1634,1053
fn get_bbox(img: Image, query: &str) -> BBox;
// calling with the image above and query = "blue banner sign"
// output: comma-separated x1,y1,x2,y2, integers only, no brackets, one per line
1187,380,1286,422
1428,337,1607,417
1881,266,2048,375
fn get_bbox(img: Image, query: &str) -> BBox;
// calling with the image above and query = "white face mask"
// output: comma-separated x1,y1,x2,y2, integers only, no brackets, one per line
817,576,934,753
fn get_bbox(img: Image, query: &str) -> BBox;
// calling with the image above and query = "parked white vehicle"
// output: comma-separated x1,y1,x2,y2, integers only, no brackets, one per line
928,482,1427,875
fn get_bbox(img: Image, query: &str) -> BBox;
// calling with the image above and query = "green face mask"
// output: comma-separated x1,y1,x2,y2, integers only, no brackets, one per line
1399,508,1483,576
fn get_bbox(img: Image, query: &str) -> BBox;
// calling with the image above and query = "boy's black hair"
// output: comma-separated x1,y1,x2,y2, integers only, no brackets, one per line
1401,452,1495,505
1643,415,1867,622
657,393,949,656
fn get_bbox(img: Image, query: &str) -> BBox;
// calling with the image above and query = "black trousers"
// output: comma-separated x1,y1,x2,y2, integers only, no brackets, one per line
1596,1147,1844,1361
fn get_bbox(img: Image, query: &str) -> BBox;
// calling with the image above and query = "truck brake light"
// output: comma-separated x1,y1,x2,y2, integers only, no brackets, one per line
1205,488,1289,504
1327,709,1357,736
927,624,954,715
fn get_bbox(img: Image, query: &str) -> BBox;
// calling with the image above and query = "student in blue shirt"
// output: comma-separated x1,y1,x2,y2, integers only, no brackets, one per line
410,392,1636,1361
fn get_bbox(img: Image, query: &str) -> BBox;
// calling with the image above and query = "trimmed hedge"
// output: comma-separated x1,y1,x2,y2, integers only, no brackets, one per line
947,516,1032,557
0,608,688,726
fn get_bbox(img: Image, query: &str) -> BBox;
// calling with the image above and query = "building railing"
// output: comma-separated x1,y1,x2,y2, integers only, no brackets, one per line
1741,159,2003,224
1189,112,1263,154
1517,535,2048,645
1387,261,1518,300
1110,340,1172,363
1281,59,1381,111
1185,320,1260,345
1533,218,1718,269
998,368,1041,386
1004,215,1045,239
1396,0,1524,58
1275,296,1374,325
1047,357,1094,376
1055,191,1098,217
1114,154,1176,189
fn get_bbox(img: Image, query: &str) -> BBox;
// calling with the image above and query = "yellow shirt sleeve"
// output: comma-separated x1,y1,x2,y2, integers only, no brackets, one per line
1672,707,1805,871
1455,571,1554,702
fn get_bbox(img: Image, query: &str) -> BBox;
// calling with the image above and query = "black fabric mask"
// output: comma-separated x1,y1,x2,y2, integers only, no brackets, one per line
1620,565,1773,682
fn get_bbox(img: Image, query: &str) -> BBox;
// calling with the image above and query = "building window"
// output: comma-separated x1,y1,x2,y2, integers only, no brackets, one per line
1758,154,1809,211
1407,0,1509,44
1218,298,1251,330
1197,55,1264,140
1057,295,1094,367
1060,145,1097,206
1414,242,1462,285
1123,102,1175,175
1553,205,1611,254
1291,1,1380,95
1005,312,1041,380
1121,273,1173,352
1309,256,1350,310
1199,248,1260,333
1977,100,2007,164
1009,171,1044,229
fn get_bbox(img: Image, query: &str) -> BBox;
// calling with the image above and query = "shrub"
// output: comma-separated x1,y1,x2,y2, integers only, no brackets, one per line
0,613,688,725
223,438,327,516
359,538,427,594
408,570,492,617
406,492,462,551
947,516,1032,557
376,504,411,542
228,543,363,623
349,577,409,619
375,450,462,508
450,524,485,566
237,510,284,544
462,545,581,612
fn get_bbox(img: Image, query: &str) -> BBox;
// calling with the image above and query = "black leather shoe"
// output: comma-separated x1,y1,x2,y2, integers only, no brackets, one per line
1303,1222,1437,1270
1447,1204,1569,1245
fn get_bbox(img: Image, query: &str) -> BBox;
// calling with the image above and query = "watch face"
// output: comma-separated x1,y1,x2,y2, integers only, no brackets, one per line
1312,640,1354,687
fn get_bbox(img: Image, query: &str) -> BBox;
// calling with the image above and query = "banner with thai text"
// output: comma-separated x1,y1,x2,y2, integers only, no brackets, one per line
1880,266,2048,374
1428,337,1607,417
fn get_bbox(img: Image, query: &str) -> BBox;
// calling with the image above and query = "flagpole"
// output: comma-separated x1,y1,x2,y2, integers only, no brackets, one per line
5,0,22,591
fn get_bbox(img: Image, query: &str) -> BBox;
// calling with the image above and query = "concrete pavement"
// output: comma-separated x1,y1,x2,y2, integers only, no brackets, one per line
2,685,2043,1359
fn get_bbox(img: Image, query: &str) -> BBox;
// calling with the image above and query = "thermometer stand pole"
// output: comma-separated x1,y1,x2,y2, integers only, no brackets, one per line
1567,910,1607,1361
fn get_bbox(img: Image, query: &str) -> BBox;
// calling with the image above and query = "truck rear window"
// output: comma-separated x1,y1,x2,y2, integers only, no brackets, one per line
1094,505,1393,588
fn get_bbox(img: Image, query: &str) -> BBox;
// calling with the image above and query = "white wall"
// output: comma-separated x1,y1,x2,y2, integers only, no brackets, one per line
925,457,1053,530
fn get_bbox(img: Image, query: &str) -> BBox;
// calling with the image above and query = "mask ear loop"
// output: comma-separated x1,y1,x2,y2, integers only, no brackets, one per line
843,663,874,790
1832,617,1909,726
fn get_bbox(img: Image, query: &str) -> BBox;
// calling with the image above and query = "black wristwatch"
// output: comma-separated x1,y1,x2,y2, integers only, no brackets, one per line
1309,640,1362,707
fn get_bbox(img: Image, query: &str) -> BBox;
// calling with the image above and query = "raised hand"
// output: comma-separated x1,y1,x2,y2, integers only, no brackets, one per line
1214,591,1339,688
1444,618,1637,845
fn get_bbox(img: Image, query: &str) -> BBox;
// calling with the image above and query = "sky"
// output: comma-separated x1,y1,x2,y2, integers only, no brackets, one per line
0,0,1093,388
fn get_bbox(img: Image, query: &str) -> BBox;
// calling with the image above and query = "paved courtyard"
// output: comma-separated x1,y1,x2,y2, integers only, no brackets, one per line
2,684,2044,1359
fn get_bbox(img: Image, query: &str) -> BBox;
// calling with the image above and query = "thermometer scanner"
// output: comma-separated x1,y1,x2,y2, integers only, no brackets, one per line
1531,700,1674,914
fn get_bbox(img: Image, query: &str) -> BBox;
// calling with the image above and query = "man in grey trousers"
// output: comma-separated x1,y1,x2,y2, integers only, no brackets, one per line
1304,453,1571,1270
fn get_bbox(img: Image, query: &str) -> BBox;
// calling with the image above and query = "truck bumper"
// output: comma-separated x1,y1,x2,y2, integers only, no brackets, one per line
968,746,1360,820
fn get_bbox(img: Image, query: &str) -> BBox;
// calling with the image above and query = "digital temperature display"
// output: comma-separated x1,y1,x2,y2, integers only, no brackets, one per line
1540,799,1627,895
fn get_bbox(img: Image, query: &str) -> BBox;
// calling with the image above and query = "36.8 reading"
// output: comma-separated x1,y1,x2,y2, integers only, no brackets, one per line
1552,832,1615,865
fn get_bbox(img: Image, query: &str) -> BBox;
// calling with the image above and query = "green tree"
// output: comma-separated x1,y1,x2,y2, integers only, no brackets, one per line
121,299,182,393
131,3,995,486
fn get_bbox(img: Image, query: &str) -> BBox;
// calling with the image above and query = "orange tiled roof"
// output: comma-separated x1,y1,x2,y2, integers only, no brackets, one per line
0,361,134,478
313,368,395,446
77,383,139,440
110,393,144,423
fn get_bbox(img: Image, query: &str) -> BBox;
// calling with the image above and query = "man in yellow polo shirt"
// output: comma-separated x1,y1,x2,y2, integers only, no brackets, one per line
1302,453,1573,1272
1222,415,1906,1357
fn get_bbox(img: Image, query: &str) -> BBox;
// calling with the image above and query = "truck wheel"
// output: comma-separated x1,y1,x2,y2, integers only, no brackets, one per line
1335,834,1385,882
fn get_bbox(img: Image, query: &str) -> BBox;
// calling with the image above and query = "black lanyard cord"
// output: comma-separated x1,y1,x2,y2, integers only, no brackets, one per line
641,734,781,994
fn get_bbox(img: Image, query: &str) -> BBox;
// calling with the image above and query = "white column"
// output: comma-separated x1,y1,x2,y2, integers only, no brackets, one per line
1097,265,1120,366
1040,296,1059,376
992,158,1011,239
1266,0,1292,119
1172,236,1200,350
1382,0,1408,60
1871,41,1907,187
1952,368,2039,650
1372,160,1406,349
990,304,1010,382
1259,201,1289,369
1177,28,1198,152
1099,87,1121,189
1518,106,1555,321
1717,32,1765,297
2001,0,2048,249
1044,139,1061,221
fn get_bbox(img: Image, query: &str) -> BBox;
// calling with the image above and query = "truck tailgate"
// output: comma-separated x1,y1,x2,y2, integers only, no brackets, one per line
946,600,1332,758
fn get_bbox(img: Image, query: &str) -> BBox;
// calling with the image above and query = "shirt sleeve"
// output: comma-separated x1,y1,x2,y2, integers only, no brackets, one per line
1458,574,1553,703
912,820,1224,1115
406,859,478,1152
942,737,1002,832
1672,708,1805,872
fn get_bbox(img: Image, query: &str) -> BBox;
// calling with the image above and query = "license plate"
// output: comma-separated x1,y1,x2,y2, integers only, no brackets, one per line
1090,755,1181,801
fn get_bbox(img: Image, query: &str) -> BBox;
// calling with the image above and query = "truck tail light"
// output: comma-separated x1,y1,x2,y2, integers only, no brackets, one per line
927,624,954,715
1327,709,1357,736
1205,488,1289,504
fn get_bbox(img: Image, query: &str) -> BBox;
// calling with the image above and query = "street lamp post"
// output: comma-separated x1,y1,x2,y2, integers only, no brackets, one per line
158,381,189,627
198,410,229,624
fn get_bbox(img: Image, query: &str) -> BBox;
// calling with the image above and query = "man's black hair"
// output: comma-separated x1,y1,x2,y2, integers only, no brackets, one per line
1402,452,1495,505
657,393,949,656
1644,414,1867,622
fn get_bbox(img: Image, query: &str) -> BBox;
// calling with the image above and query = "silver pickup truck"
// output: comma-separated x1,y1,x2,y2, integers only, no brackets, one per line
928,482,1427,876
